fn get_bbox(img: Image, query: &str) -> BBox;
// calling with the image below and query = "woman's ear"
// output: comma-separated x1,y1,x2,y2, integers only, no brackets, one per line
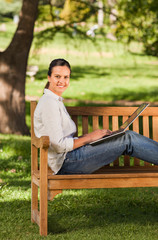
47,75,51,82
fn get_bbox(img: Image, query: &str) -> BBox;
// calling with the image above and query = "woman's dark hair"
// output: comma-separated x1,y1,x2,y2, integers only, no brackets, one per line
45,58,71,89
48,58,71,76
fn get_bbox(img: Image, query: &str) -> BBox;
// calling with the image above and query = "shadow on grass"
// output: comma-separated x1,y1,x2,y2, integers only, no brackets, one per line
1,188,158,238
35,69,48,80
71,65,110,81
87,87,158,102
70,65,157,81
66,86,158,105
0,136,31,174
0,173,31,189
0,199,39,239
34,63,158,83
34,65,110,82
48,188,158,235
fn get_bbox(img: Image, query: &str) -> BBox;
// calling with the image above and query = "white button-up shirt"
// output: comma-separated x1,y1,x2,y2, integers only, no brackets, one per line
34,89,77,174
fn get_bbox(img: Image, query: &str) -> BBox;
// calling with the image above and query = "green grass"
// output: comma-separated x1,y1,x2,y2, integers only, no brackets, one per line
1,22,158,239
26,32,158,104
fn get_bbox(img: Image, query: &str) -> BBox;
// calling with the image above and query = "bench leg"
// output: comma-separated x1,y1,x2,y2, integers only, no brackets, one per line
40,148,48,236
40,188,47,236
31,182,38,223
31,143,39,223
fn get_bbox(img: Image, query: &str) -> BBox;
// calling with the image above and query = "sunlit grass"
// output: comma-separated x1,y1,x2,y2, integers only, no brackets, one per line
26,32,158,104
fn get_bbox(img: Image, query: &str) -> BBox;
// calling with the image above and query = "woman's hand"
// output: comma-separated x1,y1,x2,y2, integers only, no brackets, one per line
85,129,112,142
73,129,112,149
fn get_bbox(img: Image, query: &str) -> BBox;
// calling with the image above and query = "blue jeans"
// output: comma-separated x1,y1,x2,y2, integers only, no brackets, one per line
57,130,158,174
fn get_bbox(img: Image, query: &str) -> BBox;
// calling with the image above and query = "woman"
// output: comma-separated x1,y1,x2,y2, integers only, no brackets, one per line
34,58,158,174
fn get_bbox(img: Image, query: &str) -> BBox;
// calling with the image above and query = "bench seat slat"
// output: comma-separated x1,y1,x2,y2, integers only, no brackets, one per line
48,177,158,189
36,172,158,180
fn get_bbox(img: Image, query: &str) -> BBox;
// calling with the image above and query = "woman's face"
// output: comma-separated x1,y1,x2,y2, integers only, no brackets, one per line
48,66,70,96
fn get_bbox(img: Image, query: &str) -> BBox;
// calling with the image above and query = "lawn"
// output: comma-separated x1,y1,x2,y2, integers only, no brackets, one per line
1,22,158,239
1,133,158,239
24,31,158,104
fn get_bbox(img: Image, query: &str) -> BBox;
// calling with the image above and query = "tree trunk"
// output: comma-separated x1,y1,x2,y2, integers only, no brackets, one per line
0,0,39,135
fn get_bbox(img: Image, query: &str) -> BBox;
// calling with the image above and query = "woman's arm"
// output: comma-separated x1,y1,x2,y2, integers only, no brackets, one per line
73,129,112,149
40,99,74,153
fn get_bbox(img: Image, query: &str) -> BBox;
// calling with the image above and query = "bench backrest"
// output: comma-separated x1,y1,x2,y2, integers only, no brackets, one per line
31,101,158,170
67,106,158,169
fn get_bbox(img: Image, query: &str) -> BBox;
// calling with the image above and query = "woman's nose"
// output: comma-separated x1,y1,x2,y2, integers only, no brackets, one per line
58,77,65,83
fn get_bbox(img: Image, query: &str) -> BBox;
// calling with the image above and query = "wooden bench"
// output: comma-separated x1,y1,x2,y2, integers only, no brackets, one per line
31,101,158,236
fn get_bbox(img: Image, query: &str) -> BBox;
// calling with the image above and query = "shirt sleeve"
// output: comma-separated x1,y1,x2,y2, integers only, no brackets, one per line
41,98,74,153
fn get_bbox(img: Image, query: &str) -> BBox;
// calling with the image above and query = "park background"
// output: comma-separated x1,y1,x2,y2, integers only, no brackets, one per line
0,0,158,239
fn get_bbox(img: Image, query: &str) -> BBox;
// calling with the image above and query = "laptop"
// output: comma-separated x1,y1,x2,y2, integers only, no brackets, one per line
90,103,149,146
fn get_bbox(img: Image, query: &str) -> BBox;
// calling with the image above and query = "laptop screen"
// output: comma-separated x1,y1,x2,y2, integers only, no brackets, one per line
120,103,149,130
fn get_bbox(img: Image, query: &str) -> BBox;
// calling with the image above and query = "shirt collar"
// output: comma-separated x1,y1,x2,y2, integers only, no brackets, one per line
44,89,63,101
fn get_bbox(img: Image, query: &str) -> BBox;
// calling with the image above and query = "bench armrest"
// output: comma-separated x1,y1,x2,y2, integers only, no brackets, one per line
32,136,50,149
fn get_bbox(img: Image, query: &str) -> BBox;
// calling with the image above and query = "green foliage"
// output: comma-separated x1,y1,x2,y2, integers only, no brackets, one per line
37,4,63,23
35,0,158,57
0,0,22,19
37,0,66,23
116,0,158,56
39,0,65,7
38,4,53,22
60,0,94,23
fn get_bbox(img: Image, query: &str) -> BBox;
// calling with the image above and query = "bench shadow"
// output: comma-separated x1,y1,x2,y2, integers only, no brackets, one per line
1,189,158,236
48,188,158,234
